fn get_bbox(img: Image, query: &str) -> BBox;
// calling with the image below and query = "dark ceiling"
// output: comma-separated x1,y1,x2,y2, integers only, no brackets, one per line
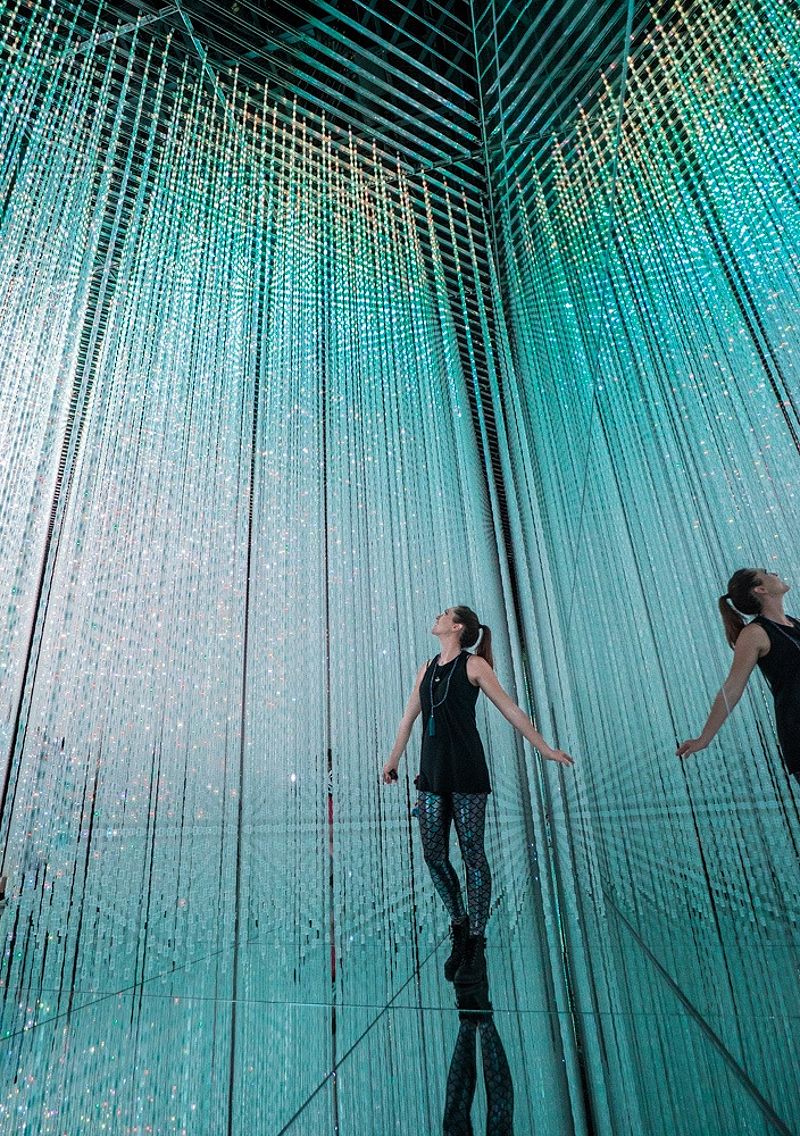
52,0,653,178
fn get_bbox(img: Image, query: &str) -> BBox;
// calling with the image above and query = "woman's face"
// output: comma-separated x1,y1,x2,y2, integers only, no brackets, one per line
432,608,462,635
755,569,790,597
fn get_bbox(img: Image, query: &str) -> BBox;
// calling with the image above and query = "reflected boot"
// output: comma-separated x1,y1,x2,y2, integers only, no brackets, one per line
455,934,486,985
444,917,470,981
455,975,492,1021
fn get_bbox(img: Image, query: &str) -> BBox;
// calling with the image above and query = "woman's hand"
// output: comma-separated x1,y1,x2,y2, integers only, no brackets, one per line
676,737,708,758
382,758,400,784
541,746,574,767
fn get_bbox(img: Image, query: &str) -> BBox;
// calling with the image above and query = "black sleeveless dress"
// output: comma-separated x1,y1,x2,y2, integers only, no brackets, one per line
753,615,800,775
416,651,491,794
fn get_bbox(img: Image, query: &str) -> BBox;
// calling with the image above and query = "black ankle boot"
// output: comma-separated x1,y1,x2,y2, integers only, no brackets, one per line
444,918,470,981
454,934,486,985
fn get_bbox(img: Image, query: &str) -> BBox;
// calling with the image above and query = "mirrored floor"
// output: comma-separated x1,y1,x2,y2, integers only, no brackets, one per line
2,880,798,1136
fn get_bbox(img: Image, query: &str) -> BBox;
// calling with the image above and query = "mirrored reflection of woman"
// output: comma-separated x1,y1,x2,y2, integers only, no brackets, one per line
383,605,574,984
444,967,514,1136
677,568,800,782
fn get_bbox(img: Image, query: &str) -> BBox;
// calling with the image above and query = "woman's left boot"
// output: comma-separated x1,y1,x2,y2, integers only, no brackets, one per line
455,934,486,985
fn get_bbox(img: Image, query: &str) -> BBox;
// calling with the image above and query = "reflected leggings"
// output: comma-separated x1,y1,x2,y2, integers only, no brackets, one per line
417,792,491,935
443,1017,514,1135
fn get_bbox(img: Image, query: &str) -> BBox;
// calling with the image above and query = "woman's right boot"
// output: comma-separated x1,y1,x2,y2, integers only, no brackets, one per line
444,917,470,981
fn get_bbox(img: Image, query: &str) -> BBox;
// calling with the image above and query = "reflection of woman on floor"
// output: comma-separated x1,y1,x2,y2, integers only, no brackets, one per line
677,569,800,782
383,606,573,984
444,970,513,1136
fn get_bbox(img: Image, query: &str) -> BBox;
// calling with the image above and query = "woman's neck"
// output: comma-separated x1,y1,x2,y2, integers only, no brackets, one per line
760,596,790,624
436,633,462,664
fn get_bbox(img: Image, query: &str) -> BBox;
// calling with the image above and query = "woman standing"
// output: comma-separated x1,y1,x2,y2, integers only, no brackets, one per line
677,568,800,781
383,606,573,984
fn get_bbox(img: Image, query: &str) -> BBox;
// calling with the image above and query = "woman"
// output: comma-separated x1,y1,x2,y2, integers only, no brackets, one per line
677,568,800,780
383,605,574,984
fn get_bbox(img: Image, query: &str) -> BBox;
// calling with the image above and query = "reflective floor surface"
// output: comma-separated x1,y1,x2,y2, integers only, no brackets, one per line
2,812,798,1136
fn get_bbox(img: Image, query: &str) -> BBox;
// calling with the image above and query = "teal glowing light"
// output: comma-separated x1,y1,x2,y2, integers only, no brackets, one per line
0,0,798,1133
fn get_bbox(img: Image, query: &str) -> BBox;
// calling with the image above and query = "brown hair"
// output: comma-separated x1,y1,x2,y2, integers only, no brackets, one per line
719,568,762,647
451,605,494,669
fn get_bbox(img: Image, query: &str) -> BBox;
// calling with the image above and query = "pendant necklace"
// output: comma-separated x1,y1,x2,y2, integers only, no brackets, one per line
428,654,458,737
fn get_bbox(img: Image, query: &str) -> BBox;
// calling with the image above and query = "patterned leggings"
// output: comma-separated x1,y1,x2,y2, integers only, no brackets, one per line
443,1017,514,1135
417,792,491,936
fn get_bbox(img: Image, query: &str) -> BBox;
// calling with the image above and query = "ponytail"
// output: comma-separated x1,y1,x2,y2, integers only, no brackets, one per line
720,568,762,648
451,605,495,669
718,595,746,649
474,624,494,670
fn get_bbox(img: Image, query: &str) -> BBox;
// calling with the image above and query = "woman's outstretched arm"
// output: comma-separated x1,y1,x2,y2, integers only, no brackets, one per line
468,656,574,767
676,623,767,757
383,662,426,783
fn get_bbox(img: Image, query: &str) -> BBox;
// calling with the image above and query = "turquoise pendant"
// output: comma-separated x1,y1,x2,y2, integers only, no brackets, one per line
428,716,435,737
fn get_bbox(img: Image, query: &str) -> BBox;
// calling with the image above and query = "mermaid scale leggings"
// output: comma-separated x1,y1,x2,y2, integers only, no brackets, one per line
416,791,491,936
443,1016,514,1136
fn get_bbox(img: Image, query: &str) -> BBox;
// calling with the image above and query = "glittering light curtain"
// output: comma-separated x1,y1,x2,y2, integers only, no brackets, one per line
481,0,800,1131
0,2,587,1132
